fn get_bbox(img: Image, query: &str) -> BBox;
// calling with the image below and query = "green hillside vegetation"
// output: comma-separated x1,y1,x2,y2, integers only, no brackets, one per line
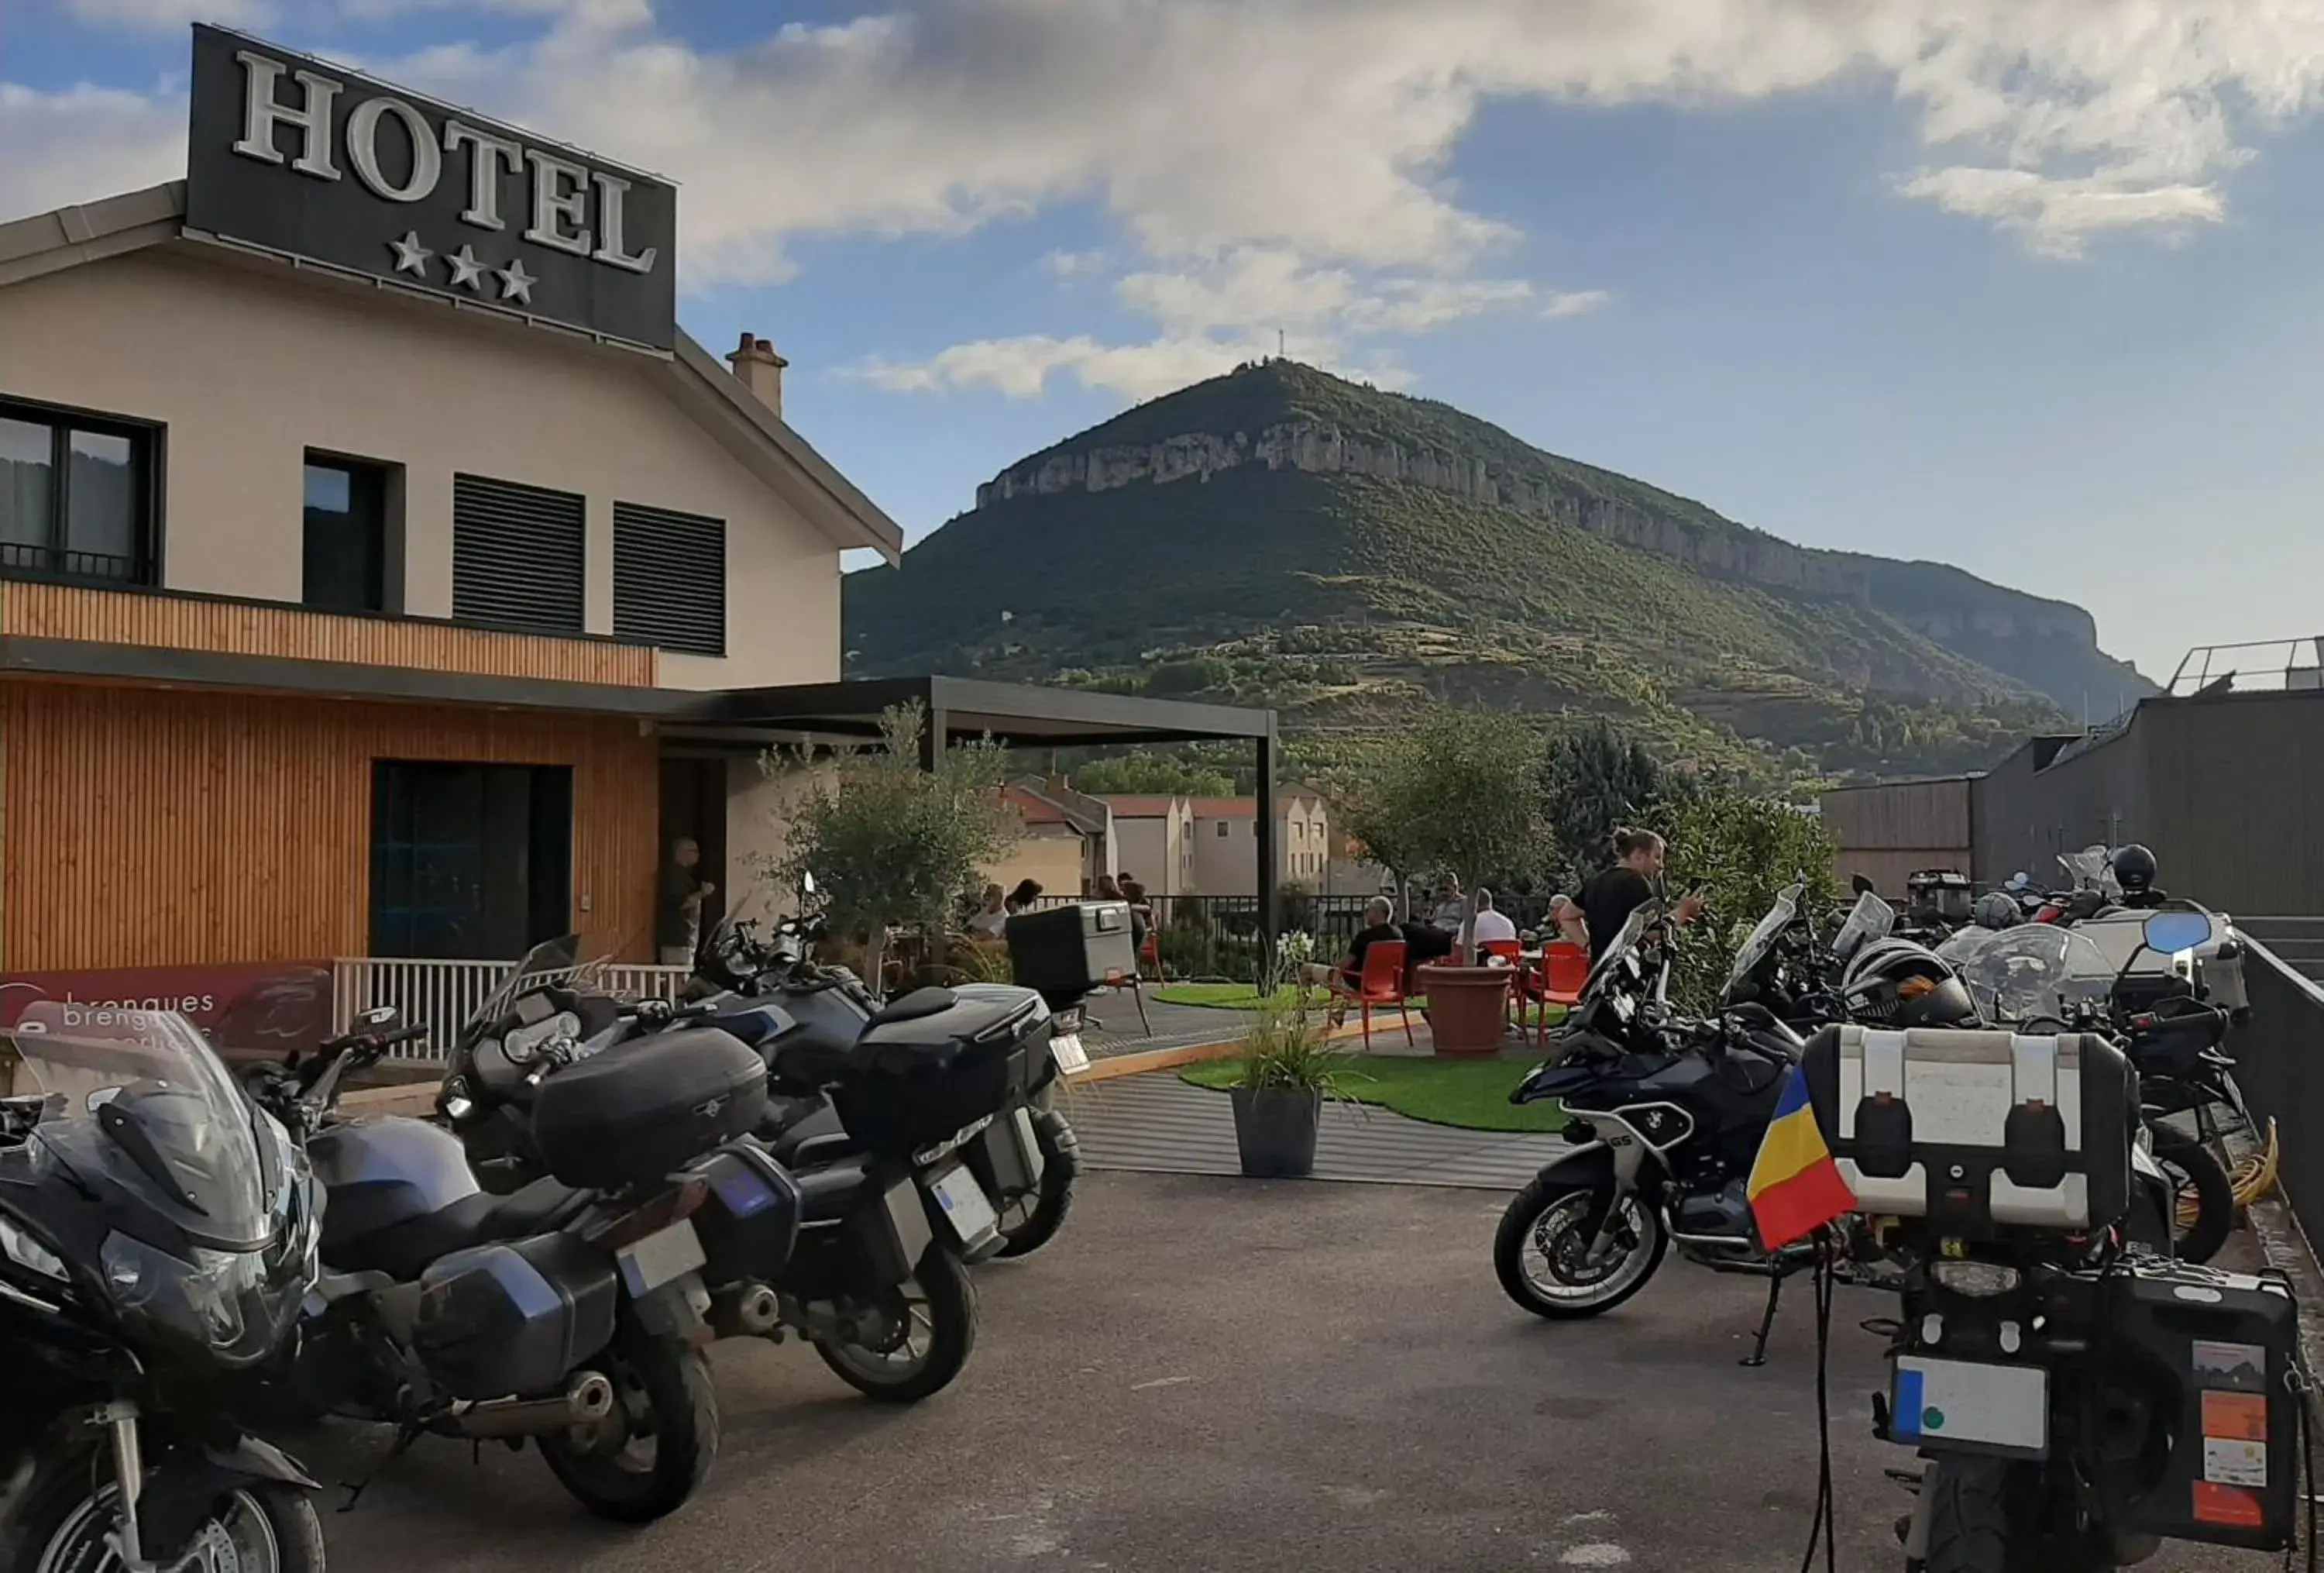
846,360,2138,782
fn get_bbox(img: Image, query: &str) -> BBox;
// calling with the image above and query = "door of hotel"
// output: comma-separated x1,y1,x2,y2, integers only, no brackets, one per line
370,762,573,959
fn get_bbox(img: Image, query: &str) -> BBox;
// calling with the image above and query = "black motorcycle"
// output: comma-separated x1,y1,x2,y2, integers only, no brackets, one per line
689,888,1082,1260
0,1003,326,1571
1492,899,1831,1348
441,931,1041,1406
249,961,757,1523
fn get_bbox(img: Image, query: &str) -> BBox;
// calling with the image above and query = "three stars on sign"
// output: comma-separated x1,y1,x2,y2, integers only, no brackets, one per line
388,232,537,306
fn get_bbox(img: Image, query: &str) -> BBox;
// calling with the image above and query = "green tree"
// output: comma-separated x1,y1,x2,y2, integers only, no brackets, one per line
1343,704,1547,948
1539,717,1677,880
1070,749,1237,797
1645,790,1836,1012
762,701,1023,991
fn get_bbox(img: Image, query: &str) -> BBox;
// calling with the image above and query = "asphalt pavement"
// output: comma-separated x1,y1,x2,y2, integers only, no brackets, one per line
306,1173,2286,1572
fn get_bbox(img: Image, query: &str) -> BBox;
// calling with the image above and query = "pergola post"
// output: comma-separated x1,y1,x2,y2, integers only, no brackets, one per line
919,697,948,772
1255,719,1280,973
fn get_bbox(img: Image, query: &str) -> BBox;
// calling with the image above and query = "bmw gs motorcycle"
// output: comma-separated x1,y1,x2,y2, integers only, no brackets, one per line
1491,897,1841,1349
687,882,1083,1261
0,1003,327,1572
249,954,756,1524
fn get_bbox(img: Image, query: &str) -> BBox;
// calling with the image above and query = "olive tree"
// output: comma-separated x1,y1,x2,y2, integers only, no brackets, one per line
1343,704,1547,952
762,701,1023,993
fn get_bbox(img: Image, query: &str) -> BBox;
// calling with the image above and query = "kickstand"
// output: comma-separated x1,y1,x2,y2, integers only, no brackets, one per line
338,1420,424,1514
1741,1272,1786,1368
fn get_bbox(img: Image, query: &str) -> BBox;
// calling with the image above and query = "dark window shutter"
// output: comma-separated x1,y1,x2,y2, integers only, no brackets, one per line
452,473,585,635
613,501,726,657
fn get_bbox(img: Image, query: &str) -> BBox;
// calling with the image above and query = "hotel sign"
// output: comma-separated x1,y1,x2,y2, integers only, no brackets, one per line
184,23,678,349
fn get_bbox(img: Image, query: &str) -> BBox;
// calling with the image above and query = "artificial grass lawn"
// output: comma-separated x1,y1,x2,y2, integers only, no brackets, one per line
1181,1052,1568,1134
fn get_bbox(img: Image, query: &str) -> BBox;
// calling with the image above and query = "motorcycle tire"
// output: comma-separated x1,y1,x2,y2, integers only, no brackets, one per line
1493,1173,1666,1320
2150,1127,2234,1265
815,1243,978,1404
3,1450,325,1573
1920,1455,2026,1573
993,1107,1080,1259
538,1329,719,1524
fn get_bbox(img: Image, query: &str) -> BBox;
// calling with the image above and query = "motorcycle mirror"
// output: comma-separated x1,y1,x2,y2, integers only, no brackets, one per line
1851,873,1875,895
801,871,817,899
2142,911,2212,957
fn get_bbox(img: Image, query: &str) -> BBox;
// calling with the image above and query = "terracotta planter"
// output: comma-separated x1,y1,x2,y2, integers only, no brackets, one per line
1230,1085,1322,1178
1417,964,1512,1057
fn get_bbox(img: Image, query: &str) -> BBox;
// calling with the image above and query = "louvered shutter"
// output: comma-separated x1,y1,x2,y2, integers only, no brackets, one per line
612,501,726,657
452,473,585,635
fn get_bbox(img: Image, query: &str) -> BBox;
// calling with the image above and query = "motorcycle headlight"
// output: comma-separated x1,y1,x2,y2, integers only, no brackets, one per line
101,1231,260,1349
1929,1261,2023,1298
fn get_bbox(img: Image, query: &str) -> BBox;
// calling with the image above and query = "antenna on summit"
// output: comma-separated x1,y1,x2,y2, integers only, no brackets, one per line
1277,329,1285,360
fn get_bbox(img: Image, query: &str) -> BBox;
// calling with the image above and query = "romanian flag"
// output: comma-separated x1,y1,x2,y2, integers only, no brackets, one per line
1747,1065,1857,1251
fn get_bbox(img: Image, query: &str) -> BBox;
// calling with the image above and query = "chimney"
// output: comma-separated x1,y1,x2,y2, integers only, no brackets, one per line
726,332,788,421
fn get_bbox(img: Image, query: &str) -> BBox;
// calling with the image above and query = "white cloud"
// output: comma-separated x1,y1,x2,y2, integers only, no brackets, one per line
0,84,186,217
854,332,1411,402
66,0,270,28
1039,248,1108,278
1542,289,1612,319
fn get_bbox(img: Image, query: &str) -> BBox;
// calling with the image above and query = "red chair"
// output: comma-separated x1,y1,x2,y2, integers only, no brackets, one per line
1515,941,1590,1042
1327,938,1414,1050
1476,939,1522,1028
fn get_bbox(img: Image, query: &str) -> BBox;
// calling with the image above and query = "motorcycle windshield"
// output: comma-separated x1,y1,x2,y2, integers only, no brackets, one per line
9,1004,276,1248
466,932,622,1030
1830,891,1896,964
1580,898,1662,1004
1722,885,1803,1001
1956,926,2116,1025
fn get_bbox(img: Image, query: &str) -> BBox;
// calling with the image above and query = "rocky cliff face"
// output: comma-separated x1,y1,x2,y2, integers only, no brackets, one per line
975,422,1870,598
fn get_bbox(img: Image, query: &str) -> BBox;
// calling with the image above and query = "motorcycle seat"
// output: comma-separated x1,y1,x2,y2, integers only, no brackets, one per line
867,986,957,1026
325,1175,586,1282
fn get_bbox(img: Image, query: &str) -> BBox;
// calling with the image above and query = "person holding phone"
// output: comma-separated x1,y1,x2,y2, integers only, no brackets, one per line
1574,827,1707,958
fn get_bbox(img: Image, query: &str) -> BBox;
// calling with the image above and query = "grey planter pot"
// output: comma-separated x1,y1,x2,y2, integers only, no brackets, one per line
1230,1084,1322,1179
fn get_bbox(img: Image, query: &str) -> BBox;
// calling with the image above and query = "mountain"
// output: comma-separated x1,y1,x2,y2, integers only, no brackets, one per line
843,360,2154,781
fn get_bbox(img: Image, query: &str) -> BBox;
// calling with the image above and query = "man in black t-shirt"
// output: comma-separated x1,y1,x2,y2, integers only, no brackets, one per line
1307,898,1456,1002
1575,828,1704,958
657,837,713,966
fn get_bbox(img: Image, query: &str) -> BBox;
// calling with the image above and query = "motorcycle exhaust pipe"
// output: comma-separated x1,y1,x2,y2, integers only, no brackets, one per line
443,1371,616,1440
709,1281,784,1341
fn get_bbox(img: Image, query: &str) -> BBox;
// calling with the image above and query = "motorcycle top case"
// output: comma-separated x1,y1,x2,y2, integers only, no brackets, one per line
531,1025,769,1190
1005,900,1137,1000
1799,1024,2133,1237
412,1230,618,1399
2093,1258,2302,1551
836,983,1045,1153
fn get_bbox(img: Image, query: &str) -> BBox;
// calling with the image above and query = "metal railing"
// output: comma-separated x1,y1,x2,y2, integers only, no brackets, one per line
331,956,691,1062
2217,938,2324,1249
2237,918,2324,982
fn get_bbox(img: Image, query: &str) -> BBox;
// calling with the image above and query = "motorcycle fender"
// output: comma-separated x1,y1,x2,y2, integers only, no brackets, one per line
138,1436,318,1559
1531,1136,1656,1248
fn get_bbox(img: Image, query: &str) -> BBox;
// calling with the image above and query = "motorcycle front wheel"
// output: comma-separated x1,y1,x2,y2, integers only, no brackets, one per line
993,1105,1080,1259
538,1328,720,1524
2150,1127,2234,1264
7,1459,323,1573
814,1244,978,1403
1493,1173,1666,1319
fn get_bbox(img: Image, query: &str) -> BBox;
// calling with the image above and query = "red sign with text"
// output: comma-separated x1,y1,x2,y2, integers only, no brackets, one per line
0,962,335,1053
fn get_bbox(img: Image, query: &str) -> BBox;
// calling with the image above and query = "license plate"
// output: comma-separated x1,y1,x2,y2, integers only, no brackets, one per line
617,1220,707,1298
927,1165,999,1246
1891,1356,2049,1458
1050,1032,1090,1075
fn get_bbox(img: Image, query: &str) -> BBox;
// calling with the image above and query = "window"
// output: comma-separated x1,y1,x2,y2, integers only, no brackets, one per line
0,401,154,584
1215,821,1229,838
304,453,398,614
613,501,725,656
452,473,585,635
370,762,572,959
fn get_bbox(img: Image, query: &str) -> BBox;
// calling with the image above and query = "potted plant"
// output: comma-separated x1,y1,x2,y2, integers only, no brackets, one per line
1226,966,1346,1179
1339,705,1548,1056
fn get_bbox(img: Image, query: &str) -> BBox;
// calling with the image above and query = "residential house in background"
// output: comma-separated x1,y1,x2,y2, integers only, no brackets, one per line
988,778,1113,899
1190,790,1332,896
1098,793,1198,897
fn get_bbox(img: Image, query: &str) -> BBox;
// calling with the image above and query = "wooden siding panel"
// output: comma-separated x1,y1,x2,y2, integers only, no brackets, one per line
2,581,654,687
1820,778,1973,852
2,680,657,971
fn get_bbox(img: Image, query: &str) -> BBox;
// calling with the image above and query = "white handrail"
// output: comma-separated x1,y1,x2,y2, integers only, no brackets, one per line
331,956,692,1062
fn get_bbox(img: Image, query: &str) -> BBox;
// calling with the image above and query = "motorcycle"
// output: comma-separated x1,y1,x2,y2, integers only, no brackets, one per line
1492,896,1868,1356
1935,921,2240,1265
249,952,753,1523
687,880,1084,1261
441,931,1036,1406
0,1003,327,1571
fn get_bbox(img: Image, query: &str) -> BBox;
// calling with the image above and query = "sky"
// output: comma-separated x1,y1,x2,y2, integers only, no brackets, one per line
7,1,2324,684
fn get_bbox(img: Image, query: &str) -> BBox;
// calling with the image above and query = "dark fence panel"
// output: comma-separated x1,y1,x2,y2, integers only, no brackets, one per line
2222,939,2324,1249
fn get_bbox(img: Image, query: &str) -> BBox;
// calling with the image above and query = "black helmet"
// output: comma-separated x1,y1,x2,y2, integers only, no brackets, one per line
1841,938,1978,1029
2110,844,2158,895
1973,890,2022,931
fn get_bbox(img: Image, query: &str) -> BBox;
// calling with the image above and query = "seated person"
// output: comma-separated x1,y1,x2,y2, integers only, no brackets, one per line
1302,897,1455,1015
966,883,1009,938
1470,888,1518,945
